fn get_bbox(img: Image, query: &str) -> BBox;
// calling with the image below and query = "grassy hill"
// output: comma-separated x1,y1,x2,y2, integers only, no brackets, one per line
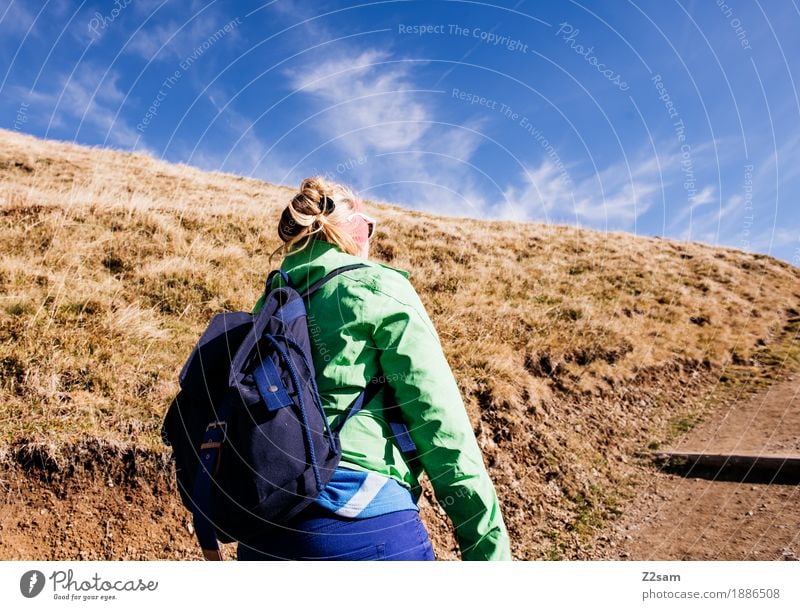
1,128,798,560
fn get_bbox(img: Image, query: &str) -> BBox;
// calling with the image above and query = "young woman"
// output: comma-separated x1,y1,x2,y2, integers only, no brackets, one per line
237,177,511,561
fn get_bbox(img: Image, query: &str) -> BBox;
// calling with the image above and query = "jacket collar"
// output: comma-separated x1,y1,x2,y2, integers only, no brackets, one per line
276,238,410,292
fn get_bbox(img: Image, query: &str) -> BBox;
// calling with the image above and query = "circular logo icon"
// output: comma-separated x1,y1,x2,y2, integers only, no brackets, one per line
20,570,46,598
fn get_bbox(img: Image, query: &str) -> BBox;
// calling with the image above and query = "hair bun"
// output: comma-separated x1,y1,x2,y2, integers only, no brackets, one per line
319,194,335,214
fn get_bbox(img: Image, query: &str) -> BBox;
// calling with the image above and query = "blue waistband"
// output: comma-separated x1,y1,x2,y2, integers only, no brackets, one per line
313,466,418,518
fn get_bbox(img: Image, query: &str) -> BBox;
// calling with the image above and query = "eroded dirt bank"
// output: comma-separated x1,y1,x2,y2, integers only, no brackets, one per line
4,358,797,561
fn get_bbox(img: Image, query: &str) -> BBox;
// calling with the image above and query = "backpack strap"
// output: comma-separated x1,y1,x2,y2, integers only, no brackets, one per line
228,262,366,388
274,262,422,474
332,377,384,434
299,264,420,469
266,269,291,292
300,263,369,300
333,374,421,472
191,396,234,561
381,382,421,472
227,292,276,388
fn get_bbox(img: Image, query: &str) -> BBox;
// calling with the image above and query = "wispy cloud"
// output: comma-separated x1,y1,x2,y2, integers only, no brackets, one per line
125,12,242,63
669,129,800,251
746,227,800,253
288,43,671,227
288,49,433,157
666,184,717,230
0,0,37,36
500,150,670,229
126,20,182,61
20,63,141,148
673,197,735,247
755,129,800,186
356,115,492,213
181,88,296,184
285,43,502,216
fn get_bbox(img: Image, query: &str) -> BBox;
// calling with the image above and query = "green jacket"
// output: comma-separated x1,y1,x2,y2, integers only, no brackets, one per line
252,238,511,560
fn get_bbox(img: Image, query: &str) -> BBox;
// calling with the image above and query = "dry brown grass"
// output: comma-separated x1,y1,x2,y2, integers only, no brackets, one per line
1,127,799,559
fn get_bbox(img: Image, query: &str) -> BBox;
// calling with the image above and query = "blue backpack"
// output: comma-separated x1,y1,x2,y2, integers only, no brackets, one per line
161,263,418,560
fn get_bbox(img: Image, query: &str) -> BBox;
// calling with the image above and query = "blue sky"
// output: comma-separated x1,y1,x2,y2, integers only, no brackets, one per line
2,0,799,265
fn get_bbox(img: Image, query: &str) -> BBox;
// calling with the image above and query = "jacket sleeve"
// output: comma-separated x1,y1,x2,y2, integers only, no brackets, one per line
367,275,512,560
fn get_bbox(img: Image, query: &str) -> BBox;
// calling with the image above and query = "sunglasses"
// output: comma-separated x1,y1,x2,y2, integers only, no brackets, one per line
346,212,376,239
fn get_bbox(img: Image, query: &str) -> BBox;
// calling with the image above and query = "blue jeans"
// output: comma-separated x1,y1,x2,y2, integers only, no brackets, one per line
236,504,436,561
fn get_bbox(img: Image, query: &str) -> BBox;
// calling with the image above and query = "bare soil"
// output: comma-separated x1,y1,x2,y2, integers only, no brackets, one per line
1,368,798,561
0,442,199,560
3,362,795,561
602,370,800,561
0,438,462,560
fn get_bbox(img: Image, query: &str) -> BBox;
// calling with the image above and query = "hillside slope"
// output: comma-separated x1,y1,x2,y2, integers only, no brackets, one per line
1,128,798,560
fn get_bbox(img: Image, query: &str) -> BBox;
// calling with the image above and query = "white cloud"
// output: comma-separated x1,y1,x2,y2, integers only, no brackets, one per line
747,227,800,252
19,64,141,148
357,112,495,217
131,0,170,15
126,20,180,61
285,44,500,216
500,151,669,229
666,184,717,230
287,49,432,156
0,0,36,36
181,90,295,184
692,185,716,207
125,13,241,63
754,130,800,186
497,160,569,222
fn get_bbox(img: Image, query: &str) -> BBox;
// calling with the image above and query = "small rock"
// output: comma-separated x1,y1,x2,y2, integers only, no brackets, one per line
747,510,754,516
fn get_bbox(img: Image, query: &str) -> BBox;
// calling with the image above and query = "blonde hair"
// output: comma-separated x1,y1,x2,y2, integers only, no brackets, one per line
269,176,364,263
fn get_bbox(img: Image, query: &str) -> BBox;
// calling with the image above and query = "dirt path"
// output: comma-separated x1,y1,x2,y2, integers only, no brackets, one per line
607,371,800,560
